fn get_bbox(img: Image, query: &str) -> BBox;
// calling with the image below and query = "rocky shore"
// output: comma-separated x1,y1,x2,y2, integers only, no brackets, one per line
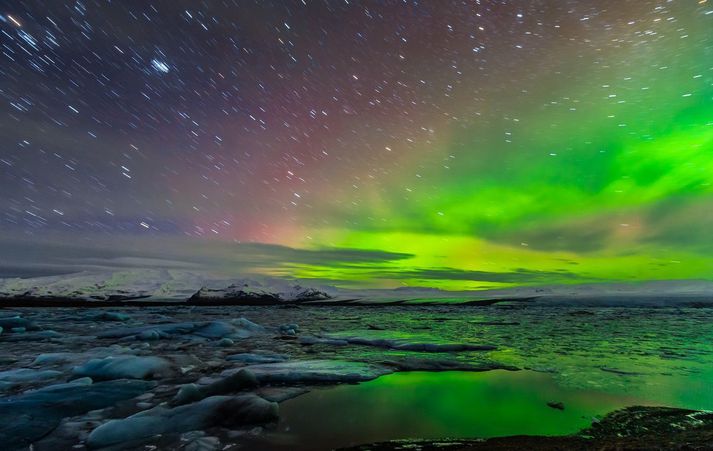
342,407,713,450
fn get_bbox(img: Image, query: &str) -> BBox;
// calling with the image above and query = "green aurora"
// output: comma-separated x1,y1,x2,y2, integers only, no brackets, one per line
281,2,713,289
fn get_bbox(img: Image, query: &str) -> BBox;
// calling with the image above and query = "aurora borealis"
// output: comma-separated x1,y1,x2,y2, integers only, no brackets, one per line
1,1,712,289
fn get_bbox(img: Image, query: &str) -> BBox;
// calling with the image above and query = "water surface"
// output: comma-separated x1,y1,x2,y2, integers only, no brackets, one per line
272,370,651,449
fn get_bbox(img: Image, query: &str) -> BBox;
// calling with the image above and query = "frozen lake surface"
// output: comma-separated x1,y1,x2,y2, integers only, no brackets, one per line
0,304,711,449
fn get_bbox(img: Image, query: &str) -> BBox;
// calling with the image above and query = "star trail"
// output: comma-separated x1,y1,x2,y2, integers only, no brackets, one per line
1,1,712,289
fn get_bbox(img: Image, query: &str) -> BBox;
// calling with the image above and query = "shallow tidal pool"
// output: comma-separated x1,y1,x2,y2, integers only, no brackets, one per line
270,370,652,449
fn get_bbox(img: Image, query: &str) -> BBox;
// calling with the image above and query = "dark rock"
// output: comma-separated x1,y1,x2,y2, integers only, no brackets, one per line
339,406,713,450
582,406,713,440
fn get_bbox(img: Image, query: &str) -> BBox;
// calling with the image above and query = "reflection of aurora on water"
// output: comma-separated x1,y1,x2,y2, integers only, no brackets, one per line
276,370,647,449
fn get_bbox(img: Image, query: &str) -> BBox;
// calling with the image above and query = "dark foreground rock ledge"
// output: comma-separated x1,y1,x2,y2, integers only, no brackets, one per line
340,406,713,451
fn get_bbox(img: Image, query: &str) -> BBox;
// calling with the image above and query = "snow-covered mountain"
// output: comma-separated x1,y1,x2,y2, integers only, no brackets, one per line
0,269,334,304
188,283,331,303
0,269,712,305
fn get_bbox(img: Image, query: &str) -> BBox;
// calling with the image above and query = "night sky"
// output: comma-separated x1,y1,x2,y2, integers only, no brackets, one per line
1,1,712,289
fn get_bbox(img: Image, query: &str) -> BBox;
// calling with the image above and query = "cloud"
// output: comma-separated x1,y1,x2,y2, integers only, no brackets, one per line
223,242,414,266
641,196,713,251
377,267,581,283
0,233,414,279
481,194,713,255
0,233,581,286
485,219,613,253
